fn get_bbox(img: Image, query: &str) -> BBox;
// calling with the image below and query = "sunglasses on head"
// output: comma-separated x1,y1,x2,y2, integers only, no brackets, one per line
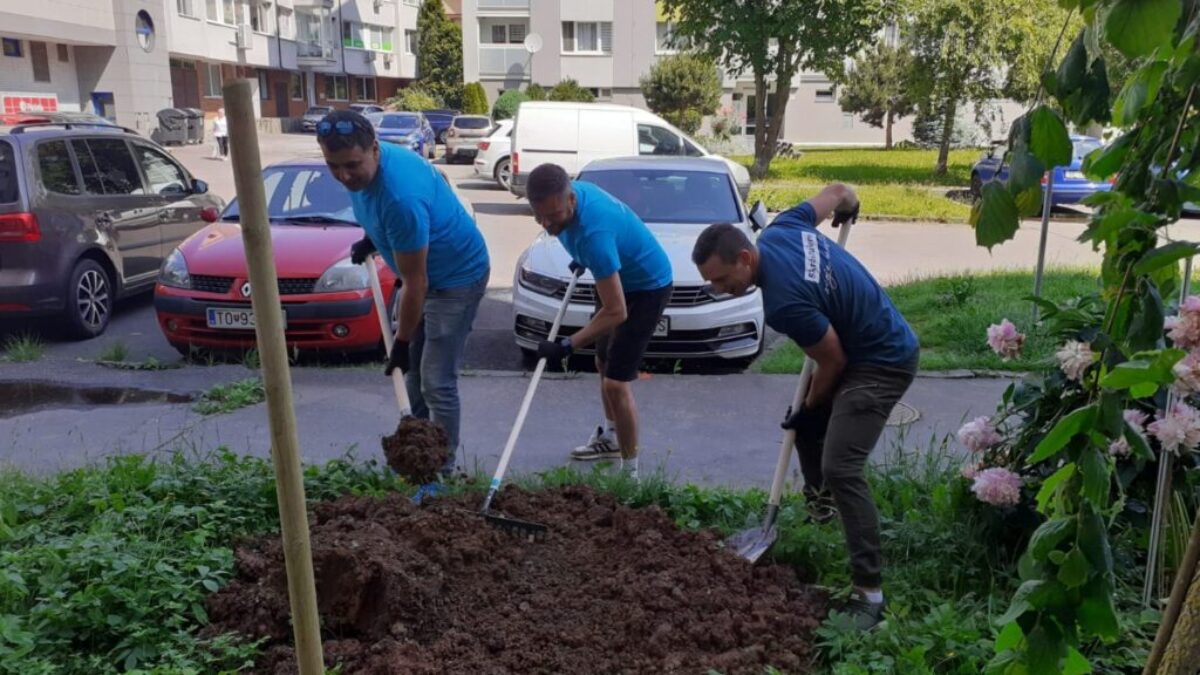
316,118,368,137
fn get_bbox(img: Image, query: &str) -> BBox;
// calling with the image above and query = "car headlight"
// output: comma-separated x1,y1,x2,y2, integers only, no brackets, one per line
159,248,191,289
518,266,566,297
315,257,368,293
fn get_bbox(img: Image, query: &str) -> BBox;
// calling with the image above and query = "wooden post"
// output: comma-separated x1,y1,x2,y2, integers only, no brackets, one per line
1144,506,1200,674
222,79,324,674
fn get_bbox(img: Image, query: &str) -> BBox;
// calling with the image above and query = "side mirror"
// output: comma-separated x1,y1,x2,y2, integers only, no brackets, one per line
192,179,209,195
749,200,768,232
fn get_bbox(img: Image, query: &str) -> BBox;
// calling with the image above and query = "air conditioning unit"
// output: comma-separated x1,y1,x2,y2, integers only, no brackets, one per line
236,24,252,50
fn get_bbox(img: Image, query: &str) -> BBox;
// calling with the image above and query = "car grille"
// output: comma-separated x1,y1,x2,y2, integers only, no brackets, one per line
187,275,317,296
553,283,715,308
278,278,318,295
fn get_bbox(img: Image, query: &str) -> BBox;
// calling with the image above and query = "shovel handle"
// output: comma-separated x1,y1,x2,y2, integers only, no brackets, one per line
365,256,412,417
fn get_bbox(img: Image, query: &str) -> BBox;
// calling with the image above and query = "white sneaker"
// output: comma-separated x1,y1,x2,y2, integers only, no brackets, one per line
570,426,621,460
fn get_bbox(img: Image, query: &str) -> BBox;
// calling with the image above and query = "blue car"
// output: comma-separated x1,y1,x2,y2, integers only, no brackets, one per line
422,108,460,144
366,112,436,159
971,135,1112,206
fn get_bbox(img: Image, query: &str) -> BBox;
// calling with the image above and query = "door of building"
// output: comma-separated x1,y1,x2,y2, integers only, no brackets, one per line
274,82,289,117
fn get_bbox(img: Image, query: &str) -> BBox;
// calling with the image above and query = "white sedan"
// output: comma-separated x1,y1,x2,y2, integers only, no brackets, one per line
512,156,765,367
473,119,514,190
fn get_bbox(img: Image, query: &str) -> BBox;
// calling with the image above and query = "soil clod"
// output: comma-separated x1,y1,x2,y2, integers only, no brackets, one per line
381,417,448,484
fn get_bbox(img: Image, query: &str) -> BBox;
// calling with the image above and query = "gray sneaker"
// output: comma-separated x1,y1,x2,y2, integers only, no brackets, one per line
842,593,886,631
570,429,621,461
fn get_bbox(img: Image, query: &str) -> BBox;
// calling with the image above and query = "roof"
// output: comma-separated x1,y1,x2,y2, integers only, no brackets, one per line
266,157,329,169
579,156,731,174
0,123,133,143
519,101,639,114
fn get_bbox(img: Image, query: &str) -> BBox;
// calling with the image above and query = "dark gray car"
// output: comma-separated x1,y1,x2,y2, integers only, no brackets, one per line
300,106,333,132
0,123,223,338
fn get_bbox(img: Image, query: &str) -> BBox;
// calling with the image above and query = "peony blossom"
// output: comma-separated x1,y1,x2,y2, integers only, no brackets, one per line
1147,402,1200,455
1166,296,1200,349
960,462,981,480
1056,340,1095,382
986,319,1025,361
971,467,1024,507
1124,408,1149,433
1109,437,1131,458
957,416,1002,453
1173,350,1200,395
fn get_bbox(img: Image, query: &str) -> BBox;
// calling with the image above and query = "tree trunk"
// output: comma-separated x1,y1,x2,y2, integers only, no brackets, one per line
885,108,894,150
751,74,771,180
1146,506,1200,674
936,98,957,177
1159,566,1200,674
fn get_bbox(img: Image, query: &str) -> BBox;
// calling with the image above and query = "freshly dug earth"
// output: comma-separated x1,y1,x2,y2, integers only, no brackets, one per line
207,486,827,674
381,417,448,484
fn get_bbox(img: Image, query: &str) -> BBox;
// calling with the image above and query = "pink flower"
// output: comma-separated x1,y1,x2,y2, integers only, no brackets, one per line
971,467,1023,507
957,416,1002,453
1109,437,1131,458
1124,408,1149,432
1056,340,1094,382
1166,297,1200,349
960,462,981,480
1173,350,1200,395
986,319,1025,361
1148,402,1200,455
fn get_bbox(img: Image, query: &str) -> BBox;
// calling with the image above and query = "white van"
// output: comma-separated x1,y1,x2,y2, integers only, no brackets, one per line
509,101,751,199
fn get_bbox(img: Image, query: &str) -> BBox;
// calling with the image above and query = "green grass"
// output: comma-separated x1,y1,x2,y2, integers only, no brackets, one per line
739,148,980,222
757,270,1101,374
193,378,266,415
96,341,129,363
2,333,45,363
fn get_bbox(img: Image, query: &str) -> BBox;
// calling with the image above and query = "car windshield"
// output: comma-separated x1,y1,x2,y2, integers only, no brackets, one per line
222,166,356,224
454,117,491,129
306,107,331,116
376,114,419,130
579,169,740,225
1073,138,1102,160
0,140,16,203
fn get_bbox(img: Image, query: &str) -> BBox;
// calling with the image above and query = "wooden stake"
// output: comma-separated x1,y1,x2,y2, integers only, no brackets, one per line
222,79,324,674
1144,506,1200,674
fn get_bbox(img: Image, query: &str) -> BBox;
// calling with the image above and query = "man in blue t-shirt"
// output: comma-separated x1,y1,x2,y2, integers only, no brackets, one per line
526,163,673,478
692,183,917,630
317,110,490,475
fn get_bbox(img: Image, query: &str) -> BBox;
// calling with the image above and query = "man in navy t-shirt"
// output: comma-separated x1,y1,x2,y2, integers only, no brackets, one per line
692,183,917,630
317,110,489,475
526,163,673,478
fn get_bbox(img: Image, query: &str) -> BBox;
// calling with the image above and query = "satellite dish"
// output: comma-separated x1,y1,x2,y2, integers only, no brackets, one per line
524,33,543,54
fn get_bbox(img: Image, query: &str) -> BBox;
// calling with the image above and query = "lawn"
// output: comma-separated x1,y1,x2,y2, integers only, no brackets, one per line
739,147,981,222
757,269,1101,374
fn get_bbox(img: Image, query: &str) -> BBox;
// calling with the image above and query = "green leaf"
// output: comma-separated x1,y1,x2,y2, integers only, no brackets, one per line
1028,625,1068,675
1078,576,1120,640
201,579,219,593
1134,241,1200,275
995,620,1025,653
1114,60,1169,125
1009,149,1046,194
1058,546,1091,588
1105,0,1182,58
1056,32,1089,93
1082,132,1135,180
1028,105,1073,168
1031,517,1075,559
973,182,1021,250
1102,349,1184,392
1128,283,1166,351
1028,405,1097,465
997,580,1042,624
1079,503,1114,576
1063,646,1092,675
1036,463,1077,513
985,650,1027,675
1080,446,1110,506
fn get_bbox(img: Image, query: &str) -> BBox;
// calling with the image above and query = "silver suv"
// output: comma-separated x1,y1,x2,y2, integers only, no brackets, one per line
0,122,223,338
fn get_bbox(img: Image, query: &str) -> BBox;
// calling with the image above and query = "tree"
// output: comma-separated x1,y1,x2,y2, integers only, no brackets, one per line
461,82,489,115
547,79,595,103
387,86,442,112
416,0,463,109
492,89,527,120
663,0,886,179
640,53,723,135
524,83,547,101
835,43,916,149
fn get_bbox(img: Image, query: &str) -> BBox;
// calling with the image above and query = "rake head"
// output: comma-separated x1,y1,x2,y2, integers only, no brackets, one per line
483,511,548,542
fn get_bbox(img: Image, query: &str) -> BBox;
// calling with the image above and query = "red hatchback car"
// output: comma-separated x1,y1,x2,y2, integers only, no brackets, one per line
154,160,398,355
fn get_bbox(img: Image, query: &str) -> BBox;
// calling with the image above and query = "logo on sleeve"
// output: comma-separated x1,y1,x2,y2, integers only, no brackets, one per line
802,231,820,282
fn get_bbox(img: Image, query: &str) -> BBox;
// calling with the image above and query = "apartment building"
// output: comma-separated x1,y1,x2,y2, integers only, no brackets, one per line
461,0,915,146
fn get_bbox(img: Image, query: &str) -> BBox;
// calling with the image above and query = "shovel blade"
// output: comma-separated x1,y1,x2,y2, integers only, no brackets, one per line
725,524,777,563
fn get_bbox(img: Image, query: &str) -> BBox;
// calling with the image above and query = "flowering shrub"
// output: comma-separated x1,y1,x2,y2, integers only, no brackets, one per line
986,319,1025,361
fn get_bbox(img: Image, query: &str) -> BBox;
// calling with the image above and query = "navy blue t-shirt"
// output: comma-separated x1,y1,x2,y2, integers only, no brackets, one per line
757,203,917,366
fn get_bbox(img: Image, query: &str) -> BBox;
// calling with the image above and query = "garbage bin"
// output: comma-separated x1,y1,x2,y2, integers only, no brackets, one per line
154,108,188,146
182,108,204,145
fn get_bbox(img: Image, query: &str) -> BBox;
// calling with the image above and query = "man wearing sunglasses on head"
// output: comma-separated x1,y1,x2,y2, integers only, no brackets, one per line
317,109,489,476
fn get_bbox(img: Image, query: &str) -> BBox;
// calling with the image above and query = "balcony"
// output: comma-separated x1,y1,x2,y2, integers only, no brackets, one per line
478,0,529,10
296,39,336,65
479,45,529,79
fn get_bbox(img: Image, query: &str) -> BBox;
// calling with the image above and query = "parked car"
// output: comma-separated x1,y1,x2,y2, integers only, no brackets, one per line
300,106,333,133
444,115,494,164
154,161,475,356
366,112,436,159
970,135,1112,205
512,156,765,366
349,103,385,115
509,101,752,201
0,123,222,338
422,108,460,144
473,119,514,190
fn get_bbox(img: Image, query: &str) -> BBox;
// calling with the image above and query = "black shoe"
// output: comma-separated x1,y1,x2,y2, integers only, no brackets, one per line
841,592,886,631
804,487,838,524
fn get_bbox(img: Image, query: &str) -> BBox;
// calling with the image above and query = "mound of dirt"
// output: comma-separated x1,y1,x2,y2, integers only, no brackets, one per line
206,486,827,674
381,417,448,484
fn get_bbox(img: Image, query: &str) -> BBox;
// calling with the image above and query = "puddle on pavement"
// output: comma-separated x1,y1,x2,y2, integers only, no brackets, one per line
0,381,195,418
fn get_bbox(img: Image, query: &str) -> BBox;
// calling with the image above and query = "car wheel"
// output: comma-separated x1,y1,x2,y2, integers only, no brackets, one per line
970,172,983,199
494,158,512,191
427,142,436,159
62,258,113,339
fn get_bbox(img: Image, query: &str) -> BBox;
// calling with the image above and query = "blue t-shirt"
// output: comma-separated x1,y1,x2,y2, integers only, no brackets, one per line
556,181,672,292
350,143,489,290
757,203,917,366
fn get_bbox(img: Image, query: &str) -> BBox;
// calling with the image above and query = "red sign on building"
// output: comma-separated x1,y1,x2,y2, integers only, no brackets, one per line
1,94,59,114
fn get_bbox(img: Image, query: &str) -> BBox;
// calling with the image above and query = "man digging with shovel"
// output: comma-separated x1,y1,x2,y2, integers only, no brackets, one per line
692,183,918,630
317,110,490,481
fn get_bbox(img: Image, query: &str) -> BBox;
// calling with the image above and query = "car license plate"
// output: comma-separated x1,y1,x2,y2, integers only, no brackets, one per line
1064,170,1085,180
654,317,669,337
206,307,286,330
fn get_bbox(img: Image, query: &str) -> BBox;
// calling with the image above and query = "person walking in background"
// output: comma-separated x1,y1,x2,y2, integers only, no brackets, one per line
212,108,228,160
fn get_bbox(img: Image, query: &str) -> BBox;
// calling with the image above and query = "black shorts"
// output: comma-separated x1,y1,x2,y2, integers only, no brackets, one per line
594,284,672,382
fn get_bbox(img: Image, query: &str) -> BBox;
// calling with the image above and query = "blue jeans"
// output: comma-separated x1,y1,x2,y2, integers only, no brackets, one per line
405,271,487,474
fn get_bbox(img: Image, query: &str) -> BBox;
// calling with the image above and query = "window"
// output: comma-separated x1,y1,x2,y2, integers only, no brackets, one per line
204,63,223,97
578,169,739,225
815,87,835,102
133,144,189,195
290,72,305,100
324,75,348,101
3,38,21,58
177,0,195,17
562,22,611,53
205,0,217,21
30,42,49,83
405,29,416,54
56,44,69,62
637,124,682,156
277,8,293,38
588,87,612,100
37,141,81,196
368,25,384,51
258,70,270,99
72,139,144,195
509,23,526,44
0,141,17,204
342,20,356,46
249,2,268,32
221,0,235,25
491,24,506,44
744,93,779,136
356,77,376,102
656,21,685,53
490,23,526,44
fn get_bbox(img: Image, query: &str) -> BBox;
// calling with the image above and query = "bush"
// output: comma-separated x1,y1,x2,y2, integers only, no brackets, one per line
461,82,489,115
492,89,528,120
387,86,442,112
525,83,547,101
548,78,595,103
640,53,723,135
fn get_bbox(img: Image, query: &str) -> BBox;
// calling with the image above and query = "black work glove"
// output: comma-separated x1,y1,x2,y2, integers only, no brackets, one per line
384,340,410,376
782,402,832,447
350,235,377,265
537,336,573,361
831,203,859,228
568,261,586,277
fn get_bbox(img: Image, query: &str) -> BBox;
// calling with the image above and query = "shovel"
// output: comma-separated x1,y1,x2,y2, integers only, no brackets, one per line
727,218,854,563
479,266,585,538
